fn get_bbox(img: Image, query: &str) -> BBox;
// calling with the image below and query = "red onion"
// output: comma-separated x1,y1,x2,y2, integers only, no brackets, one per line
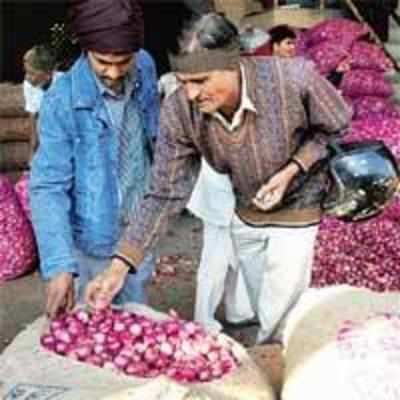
312,200,400,291
41,308,239,383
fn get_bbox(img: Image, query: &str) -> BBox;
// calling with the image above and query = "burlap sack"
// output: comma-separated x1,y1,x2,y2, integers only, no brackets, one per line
0,84,27,118
281,285,400,400
101,377,211,400
247,344,284,394
0,117,33,143
0,141,30,172
0,304,276,400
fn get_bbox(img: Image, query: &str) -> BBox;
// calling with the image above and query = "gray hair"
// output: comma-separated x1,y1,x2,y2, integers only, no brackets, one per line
23,44,56,72
180,13,239,54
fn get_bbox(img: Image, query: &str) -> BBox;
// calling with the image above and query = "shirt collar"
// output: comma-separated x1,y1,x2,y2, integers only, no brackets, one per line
213,63,257,132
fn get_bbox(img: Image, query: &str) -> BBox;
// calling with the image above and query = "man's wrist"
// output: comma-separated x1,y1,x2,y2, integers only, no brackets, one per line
290,158,304,174
285,160,301,179
111,254,136,275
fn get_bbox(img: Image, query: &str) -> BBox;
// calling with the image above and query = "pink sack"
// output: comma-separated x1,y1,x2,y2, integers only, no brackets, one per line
350,96,400,121
15,172,32,221
350,41,393,72
306,38,352,76
339,69,394,98
295,29,310,56
307,18,369,47
0,174,37,281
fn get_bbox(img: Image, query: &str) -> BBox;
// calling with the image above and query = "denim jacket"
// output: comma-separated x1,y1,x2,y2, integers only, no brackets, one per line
29,50,160,280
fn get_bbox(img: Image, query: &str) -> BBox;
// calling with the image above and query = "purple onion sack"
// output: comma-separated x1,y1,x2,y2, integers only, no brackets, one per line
339,69,394,98
0,174,37,281
350,41,393,72
307,18,369,47
306,38,352,76
295,29,310,56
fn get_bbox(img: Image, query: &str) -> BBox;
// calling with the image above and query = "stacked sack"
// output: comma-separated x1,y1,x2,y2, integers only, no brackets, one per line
298,19,370,75
0,84,38,281
0,83,33,182
296,18,400,291
0,173,37,281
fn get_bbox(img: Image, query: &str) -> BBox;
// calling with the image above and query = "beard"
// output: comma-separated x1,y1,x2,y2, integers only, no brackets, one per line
100,77,125,94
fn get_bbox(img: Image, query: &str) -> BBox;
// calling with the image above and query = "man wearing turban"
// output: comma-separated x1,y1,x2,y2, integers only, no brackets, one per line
29,0,160,319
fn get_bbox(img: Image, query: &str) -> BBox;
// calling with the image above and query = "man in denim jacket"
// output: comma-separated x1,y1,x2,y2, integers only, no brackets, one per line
29,0,160,319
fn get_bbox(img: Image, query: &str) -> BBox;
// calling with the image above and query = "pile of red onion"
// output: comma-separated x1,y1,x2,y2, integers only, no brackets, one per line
312,201,400,292
344,118,400,159
41,308,239,383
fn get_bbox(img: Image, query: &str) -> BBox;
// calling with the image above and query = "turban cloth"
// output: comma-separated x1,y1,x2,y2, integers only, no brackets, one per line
68,0,144,52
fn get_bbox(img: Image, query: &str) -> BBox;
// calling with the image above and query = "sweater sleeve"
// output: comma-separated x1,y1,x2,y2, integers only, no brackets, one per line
116,92,201,268
292,61,352,171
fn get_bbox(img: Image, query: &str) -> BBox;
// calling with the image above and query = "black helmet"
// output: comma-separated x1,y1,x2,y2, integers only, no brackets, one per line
322,140,399,222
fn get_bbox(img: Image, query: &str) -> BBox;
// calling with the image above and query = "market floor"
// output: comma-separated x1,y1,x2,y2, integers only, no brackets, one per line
0,213,284,391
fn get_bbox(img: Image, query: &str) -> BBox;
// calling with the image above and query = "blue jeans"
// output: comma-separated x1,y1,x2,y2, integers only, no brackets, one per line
74,248,155,305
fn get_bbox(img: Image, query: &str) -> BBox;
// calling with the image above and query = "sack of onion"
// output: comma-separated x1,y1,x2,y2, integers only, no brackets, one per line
0,303,276,400
281,286,400,400
0,173,37,281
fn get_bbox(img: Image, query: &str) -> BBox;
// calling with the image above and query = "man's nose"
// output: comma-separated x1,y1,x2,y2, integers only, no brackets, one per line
185,83,200,102
105,65,124,80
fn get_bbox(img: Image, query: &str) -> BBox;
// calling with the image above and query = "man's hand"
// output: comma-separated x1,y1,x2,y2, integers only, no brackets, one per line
85,259,130,310
46,272,75,319
253,162,300,211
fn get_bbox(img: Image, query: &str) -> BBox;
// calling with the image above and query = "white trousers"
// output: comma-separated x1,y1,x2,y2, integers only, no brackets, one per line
231,215,319,343
194,222,254,332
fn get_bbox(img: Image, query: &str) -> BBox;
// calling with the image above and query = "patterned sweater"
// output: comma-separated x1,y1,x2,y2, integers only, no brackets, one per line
117,57,351,267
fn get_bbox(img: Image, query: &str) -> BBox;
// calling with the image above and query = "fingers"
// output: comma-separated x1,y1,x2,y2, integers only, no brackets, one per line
66,286,75,313
85,277,103,309
253,186,281,211
85,271,125,310
46,287,66,320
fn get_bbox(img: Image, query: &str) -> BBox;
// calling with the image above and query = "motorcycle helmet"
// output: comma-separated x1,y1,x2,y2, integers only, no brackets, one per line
322,140,399,222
